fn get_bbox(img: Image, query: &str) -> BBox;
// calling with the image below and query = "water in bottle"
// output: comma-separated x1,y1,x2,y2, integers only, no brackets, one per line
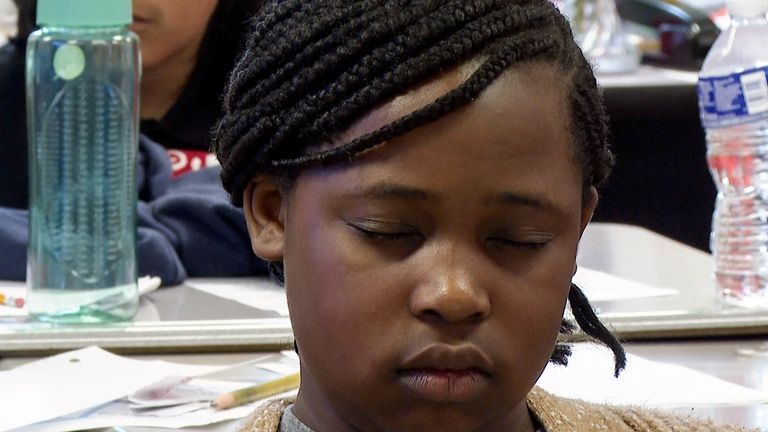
698,0,768,308
25,0,141,322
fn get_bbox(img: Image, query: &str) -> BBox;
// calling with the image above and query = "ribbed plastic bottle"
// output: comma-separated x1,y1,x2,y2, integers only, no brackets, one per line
26,0,141,322
698,0,768,308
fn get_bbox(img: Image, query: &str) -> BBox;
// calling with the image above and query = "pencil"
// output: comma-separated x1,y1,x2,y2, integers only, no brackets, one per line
0,292,24,308
211,371,300,409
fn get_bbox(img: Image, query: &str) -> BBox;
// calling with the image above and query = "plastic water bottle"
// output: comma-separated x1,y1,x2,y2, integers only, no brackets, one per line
25,0,141,322
698,0,768,308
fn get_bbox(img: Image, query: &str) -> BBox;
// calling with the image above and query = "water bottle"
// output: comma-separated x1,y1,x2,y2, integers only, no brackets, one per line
26,0,141,322
698,0,768,308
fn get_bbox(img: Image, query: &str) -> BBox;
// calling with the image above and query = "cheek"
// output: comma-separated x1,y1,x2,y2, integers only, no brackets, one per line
491,242,575,371
170,6,216,39
528,240,576,326
509,282,567,352
138,2,216,68
135,28,179,70
284,219,404,368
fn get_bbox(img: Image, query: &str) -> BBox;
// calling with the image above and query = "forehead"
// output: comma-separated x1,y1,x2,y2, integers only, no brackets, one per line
295,62,581,214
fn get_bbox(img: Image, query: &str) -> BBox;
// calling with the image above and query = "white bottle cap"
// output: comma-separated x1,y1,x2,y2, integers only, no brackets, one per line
727,0,768,17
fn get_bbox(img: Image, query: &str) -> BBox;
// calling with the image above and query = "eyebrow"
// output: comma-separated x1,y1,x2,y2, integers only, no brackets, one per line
483,192,562,215
346,183,434,201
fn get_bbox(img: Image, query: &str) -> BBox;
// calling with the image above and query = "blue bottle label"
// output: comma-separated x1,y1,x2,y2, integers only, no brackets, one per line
698,65,768,128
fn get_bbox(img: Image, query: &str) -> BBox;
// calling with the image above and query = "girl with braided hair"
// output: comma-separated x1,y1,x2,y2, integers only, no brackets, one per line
216,1,753,431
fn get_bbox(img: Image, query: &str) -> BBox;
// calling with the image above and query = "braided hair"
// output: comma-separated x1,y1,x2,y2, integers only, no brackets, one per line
215,0,625,376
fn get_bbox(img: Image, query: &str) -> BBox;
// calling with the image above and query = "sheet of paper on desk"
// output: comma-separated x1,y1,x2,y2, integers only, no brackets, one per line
16,389,297,432
537,343,768,407
573,267,678,302
0,346,227,432
3,348,300,432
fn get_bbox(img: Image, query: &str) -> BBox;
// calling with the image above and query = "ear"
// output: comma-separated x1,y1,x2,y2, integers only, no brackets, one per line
573,186,598,277
242,175,287,262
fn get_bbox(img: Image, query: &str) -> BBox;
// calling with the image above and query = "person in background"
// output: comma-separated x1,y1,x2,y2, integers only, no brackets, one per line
1,0,262,206
0,0,268,285
135,0,251,175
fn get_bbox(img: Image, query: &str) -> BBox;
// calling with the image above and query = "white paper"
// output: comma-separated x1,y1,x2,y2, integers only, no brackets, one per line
186,277,289,316
537,343,768,407
13,398,262,432
15,389,298,432
128,376,220,409
573,267,678,302
4,349,300,432
0,347,226,432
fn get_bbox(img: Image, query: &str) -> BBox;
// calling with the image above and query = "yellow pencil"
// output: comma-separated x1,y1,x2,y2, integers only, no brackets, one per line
211,371,300,409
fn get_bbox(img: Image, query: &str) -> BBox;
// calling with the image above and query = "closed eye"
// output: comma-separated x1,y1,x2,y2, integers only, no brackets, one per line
346,221,423,243
487,233,552,250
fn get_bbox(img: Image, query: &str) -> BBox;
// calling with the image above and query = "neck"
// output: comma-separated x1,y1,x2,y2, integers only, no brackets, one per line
140,47,200,120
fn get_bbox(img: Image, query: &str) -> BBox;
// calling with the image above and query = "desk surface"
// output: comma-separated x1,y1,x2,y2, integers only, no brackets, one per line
580,224,768,339
624,339,768,430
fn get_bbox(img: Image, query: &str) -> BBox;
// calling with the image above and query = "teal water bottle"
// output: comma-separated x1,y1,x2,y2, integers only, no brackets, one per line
26,0,141,322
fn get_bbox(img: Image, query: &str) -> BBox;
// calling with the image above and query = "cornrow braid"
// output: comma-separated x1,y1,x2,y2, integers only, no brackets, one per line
569,283,627,377
273,29,556,167
215,0,623,374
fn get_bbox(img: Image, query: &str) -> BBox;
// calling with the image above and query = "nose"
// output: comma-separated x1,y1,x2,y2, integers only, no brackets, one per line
409,248,491,325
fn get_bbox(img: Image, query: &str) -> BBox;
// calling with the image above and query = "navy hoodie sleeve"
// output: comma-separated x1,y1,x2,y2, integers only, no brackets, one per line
0,207,28,280
0,135,266,285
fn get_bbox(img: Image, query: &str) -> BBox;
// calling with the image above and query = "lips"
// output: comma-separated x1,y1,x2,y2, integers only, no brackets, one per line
397,345,493,402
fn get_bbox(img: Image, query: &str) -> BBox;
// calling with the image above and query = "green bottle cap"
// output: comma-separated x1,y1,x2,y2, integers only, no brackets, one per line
37,0,132,27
